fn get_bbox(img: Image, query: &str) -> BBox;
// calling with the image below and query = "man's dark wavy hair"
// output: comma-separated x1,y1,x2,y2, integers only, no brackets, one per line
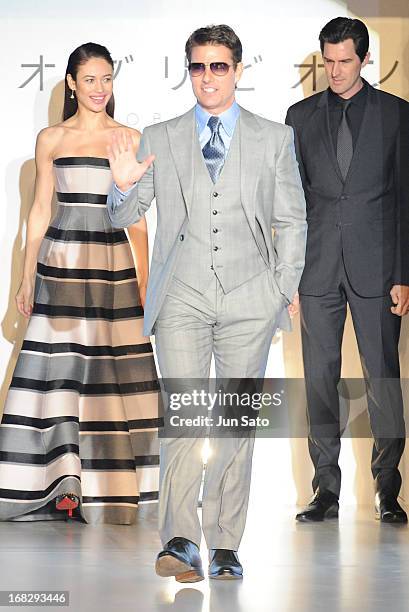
319,17,369,62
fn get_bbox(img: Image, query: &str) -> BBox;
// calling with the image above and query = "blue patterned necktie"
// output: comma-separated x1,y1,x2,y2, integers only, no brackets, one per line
202,116,225,183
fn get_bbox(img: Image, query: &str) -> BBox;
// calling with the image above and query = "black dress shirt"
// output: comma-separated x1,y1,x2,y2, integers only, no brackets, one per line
328,80,368,150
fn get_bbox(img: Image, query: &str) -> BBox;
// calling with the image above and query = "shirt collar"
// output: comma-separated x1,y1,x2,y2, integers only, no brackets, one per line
195,100,240,136
328,79,368,109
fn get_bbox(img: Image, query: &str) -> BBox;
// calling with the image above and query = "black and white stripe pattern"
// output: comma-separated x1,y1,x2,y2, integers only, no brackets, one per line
0,157,160,524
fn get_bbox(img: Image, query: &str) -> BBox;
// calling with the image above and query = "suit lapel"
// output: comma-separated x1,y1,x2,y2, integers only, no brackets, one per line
344,83,379,186
166,108,196,216
316,90,344,184
239,106,265,229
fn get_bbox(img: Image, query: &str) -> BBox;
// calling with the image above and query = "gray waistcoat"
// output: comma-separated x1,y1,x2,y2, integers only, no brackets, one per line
173,123,267,294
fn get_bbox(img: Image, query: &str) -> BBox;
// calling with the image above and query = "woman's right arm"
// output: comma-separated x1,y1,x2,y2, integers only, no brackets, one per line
16,129,55,318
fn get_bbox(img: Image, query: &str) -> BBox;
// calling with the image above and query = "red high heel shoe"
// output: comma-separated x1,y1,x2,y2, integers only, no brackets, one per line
56,494,79,518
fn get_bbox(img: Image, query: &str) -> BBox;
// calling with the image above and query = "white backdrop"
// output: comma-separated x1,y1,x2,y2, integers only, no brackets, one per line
0,0,383,508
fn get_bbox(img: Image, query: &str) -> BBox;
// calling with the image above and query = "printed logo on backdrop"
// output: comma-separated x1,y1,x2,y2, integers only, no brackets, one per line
292,55,399,91
18,54,136,91
17,51,397,128
163,54,263,91
17,51,267,126
18,54,400,94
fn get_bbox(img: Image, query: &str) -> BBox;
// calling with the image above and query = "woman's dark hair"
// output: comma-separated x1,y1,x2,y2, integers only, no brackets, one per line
63,42,115,121
319,17,369,62
185,24,242,67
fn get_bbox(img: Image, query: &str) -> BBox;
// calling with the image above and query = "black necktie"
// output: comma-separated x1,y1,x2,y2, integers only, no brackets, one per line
202,116,225,183
336,100,353,181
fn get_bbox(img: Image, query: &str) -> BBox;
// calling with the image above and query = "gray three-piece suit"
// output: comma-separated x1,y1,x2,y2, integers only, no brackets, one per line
108,105,306,549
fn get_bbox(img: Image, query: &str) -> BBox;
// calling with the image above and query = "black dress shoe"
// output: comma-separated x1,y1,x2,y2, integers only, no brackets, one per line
296,490,339,522
155,537,204,582
208,549,243,580
375,493,408,524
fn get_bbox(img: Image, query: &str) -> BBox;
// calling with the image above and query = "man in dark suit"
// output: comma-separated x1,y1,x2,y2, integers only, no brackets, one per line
286,17,409,523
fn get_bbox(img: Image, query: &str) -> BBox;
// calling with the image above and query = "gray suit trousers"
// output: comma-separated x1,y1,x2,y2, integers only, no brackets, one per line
155,269,285,549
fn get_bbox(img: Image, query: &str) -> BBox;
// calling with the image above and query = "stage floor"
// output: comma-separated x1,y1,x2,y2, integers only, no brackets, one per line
0,502,408,612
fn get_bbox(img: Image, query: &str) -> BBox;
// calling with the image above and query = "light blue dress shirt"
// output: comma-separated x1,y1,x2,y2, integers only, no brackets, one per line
113,101,240,201
195,100,240,158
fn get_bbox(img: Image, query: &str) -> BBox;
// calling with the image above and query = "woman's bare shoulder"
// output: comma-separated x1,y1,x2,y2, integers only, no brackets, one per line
37,124,66,143
35,125,68,160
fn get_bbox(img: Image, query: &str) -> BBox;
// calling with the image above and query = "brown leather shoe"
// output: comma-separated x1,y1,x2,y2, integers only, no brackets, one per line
155,537,204,582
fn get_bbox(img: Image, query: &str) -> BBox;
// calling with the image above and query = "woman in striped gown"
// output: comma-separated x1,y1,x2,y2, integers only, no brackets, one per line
0,43,160,524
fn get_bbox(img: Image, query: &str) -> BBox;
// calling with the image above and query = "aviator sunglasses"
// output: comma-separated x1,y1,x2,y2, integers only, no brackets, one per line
188,61,233,77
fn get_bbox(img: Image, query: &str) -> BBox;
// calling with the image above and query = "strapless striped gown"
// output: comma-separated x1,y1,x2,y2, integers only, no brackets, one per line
0,157,160,524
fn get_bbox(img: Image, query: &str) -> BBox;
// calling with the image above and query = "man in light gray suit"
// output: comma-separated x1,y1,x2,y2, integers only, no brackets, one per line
107,25,306,582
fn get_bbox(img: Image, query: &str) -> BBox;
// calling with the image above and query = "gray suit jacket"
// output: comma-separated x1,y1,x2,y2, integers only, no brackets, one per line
107,105,307,336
